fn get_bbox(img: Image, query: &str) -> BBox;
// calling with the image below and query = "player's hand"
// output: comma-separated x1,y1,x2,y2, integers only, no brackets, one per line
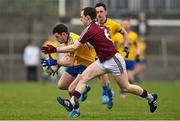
49,65,60,76
41,44,57,54
41,55,57,68
123,47,129,58
135,55,140,62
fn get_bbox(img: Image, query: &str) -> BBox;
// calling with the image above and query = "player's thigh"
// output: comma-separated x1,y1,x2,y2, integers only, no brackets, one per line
113,71,129,89
81,62,106,82
57,72,75,90
68,74,81,92
139,64,145,72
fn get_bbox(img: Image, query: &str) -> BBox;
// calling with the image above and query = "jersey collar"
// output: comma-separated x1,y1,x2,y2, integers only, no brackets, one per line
102,18,107,24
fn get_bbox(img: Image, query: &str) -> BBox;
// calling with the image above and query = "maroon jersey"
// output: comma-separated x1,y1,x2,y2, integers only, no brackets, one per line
79,20,117,62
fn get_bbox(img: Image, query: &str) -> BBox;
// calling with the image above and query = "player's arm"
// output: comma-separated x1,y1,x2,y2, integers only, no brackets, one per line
57,53,75,67
86,42,94,50
119,28,129,47
56,27,90,53
134,35,141,62
134,41,141,62
41,40,83,54
134,33,140,55
41,28,89,54
119,28,130,58
135,41,140,55
113,41,118,50
56,40,82,53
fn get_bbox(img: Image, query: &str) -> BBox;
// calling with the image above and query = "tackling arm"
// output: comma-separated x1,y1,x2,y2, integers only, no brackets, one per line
56,40,82,53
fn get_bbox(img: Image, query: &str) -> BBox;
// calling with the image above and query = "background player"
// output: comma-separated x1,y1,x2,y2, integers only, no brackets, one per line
134,36,147,82
95,2,129,108
120,19,140,98
41,7,158,117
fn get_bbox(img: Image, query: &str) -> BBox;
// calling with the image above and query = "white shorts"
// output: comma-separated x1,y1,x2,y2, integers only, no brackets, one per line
95,53,126,75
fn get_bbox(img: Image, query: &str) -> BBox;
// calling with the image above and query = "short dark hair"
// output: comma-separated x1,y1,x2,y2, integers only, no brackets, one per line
95,2,107,10
82,7,96,20
52,24,68,34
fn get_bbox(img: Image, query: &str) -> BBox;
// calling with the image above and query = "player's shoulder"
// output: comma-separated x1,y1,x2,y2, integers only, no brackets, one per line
70,32,80,40
112,33,123,41
107,18,120,25
70,32,80,38
43,40,60,47
129,31,138,37
113,32,123,38
106,18,123,31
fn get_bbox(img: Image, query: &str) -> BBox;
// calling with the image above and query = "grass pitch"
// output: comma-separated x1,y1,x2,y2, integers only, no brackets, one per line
0,80,180,120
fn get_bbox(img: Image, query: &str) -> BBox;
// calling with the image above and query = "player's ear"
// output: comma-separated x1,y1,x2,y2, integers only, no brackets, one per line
62,32,68,38
87,15,91,20
105,10,107,16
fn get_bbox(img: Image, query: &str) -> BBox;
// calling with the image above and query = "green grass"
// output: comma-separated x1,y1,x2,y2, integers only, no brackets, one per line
0,80,180,120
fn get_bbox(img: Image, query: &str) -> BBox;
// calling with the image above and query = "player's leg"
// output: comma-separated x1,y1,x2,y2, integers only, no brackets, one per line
100,74,110,103
137,63,146,81
134,60,146,82
57,65,87,117
114,72,157,112
125,60,136,83
75,65,91,102
57,67,76,91
134,63,141,82
120,70,135,97
57,72,74,90
120,60,135,98
57,66,81,117
67,75,81,117
127,70,135,83
67,65,92,117
111,53,157,112
99,74,114,109
75,61,106,94
57,61,106,114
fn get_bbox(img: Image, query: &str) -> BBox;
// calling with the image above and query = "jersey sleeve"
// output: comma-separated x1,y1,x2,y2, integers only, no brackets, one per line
116,22,123,33
133,32,139,44
134,33,139,42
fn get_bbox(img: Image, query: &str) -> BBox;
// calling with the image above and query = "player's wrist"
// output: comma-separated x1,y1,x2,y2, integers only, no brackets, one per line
124,47,129,51
54,60,57,65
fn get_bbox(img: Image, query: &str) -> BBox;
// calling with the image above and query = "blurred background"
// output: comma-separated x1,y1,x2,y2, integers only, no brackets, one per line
0,0,180,82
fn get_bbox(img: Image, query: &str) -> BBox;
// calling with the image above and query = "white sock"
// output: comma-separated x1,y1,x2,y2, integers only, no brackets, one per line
146,93,153,102
70,96,76,106
74,108,79,112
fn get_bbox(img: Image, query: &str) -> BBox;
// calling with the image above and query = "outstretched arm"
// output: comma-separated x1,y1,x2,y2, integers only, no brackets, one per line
56,40,82,53
41,40,83,54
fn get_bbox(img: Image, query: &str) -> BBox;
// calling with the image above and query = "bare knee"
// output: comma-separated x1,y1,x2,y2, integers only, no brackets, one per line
121,84,131,92
57,82,68,90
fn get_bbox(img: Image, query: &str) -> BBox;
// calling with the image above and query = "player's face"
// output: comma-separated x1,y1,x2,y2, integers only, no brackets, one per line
95,6,107,23
80,11,89,26
54,32,68,44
